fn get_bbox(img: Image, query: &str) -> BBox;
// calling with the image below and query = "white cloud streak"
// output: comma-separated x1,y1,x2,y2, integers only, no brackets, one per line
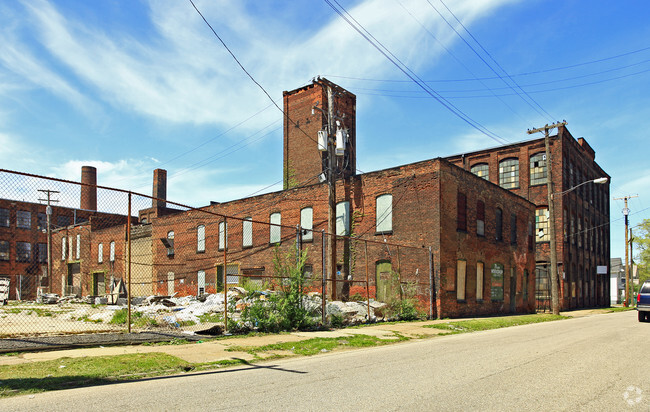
2,0,518,131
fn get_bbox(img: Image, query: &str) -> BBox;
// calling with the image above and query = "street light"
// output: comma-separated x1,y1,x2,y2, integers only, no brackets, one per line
547,176,608,315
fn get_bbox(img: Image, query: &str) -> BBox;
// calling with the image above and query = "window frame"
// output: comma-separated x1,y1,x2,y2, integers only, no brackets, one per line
0,240,10,261
470,163,489,181
270,212,281,244
376,194,393,234
300,207,314,242
16,210,31,229
529,152,547,186
476,200,485,237
336,201,350,236
535,208,550,242
499,158,520,189
242,217,253,248
457,192,467,232
218,221,228,251
16,242,31,262
197,225,206,253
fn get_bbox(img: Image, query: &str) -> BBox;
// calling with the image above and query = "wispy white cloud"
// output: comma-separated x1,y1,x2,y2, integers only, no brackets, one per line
4,0,518,132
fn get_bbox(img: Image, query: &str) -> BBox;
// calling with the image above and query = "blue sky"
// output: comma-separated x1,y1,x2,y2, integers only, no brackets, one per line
1,0,649,261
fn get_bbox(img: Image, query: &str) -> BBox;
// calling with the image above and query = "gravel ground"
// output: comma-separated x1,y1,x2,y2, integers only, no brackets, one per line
0,331,207,353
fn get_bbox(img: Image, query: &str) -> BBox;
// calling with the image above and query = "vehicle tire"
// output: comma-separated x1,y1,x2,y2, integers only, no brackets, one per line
639,311,644,322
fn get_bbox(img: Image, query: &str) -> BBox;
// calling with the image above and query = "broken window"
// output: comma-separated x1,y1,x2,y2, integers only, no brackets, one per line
16,242,31,262
301,207,313,241
529,152,547,185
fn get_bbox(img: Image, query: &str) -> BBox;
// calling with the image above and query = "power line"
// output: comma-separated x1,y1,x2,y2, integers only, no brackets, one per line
323,0,508,145
324,45,650,83
429,0,554,121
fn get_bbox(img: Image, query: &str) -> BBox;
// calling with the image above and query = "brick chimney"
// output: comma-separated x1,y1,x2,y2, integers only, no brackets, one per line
153,169,167,209
80,166,97,211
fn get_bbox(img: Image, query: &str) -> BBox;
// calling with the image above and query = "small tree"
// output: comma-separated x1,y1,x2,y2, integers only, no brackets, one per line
241,244,315,332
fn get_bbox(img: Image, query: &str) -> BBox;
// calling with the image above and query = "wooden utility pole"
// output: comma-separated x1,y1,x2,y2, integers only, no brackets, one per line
527,121,566,315
326,84,337,301
613,195,638,306
38,189,59,294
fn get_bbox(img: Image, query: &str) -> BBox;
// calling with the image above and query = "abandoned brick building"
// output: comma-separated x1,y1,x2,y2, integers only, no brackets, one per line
445,125,611,310
0,166,133,300
48,78,541,319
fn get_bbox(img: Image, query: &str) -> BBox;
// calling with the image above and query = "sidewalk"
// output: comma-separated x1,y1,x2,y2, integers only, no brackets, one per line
0,309,604,367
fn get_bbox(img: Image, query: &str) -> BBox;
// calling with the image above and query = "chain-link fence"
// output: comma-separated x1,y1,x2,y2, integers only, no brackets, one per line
0,169,433,338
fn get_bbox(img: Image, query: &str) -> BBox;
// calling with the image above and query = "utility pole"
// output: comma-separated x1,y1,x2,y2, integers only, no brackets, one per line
630,228,635,305
527,121,566,315
613,195,638,306
326,84,337,301
38,189,59,294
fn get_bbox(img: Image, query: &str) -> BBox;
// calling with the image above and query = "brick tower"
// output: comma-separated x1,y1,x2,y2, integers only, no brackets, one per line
282,77,356,189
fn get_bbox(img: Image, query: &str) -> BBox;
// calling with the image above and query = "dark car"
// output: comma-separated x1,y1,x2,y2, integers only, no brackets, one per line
637,281,650,322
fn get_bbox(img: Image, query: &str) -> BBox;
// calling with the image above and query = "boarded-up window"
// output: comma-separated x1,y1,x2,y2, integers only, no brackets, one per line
243,217,253,248
510,214,517,245
197,225,205,252
336,201,350,236
376,194,393,233
270,212,281,243
219,221,228,250
62,237,67,260
457,192,467,232
98,243,103,263
301,207,313,241
76,234,81,259
109,241,115,262
496,208,503,241
456,260,466,301
476,200,485,236
476,262,484,300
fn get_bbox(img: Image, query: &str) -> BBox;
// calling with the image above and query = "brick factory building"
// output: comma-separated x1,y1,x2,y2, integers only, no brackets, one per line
0,167,131,300
445,125,611,310
47,78,539,318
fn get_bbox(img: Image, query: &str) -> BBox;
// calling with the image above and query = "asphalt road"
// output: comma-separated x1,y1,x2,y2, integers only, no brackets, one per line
2,310,647,411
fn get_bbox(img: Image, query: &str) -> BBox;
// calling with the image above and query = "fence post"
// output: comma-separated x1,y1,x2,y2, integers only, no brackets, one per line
365,240,370,321
321,229,326,325
397,246,402,300
127,192,132,333
428,246,433,320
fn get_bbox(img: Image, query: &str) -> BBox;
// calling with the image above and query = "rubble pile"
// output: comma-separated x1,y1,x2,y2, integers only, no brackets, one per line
26,287,391,332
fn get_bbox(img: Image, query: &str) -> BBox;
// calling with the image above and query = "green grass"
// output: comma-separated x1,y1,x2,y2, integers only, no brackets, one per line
425,314,568,335
227,333,410,356
0,353,193,398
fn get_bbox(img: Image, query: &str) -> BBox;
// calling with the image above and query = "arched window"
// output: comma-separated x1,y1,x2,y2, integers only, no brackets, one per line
499,158,519,189
470,163,489,180
300,207,313,241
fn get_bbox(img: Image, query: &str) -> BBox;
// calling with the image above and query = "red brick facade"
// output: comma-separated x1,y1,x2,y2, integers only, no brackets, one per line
446,126,611,309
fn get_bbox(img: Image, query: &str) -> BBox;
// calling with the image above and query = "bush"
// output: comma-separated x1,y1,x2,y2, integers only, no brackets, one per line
240,245,317,332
